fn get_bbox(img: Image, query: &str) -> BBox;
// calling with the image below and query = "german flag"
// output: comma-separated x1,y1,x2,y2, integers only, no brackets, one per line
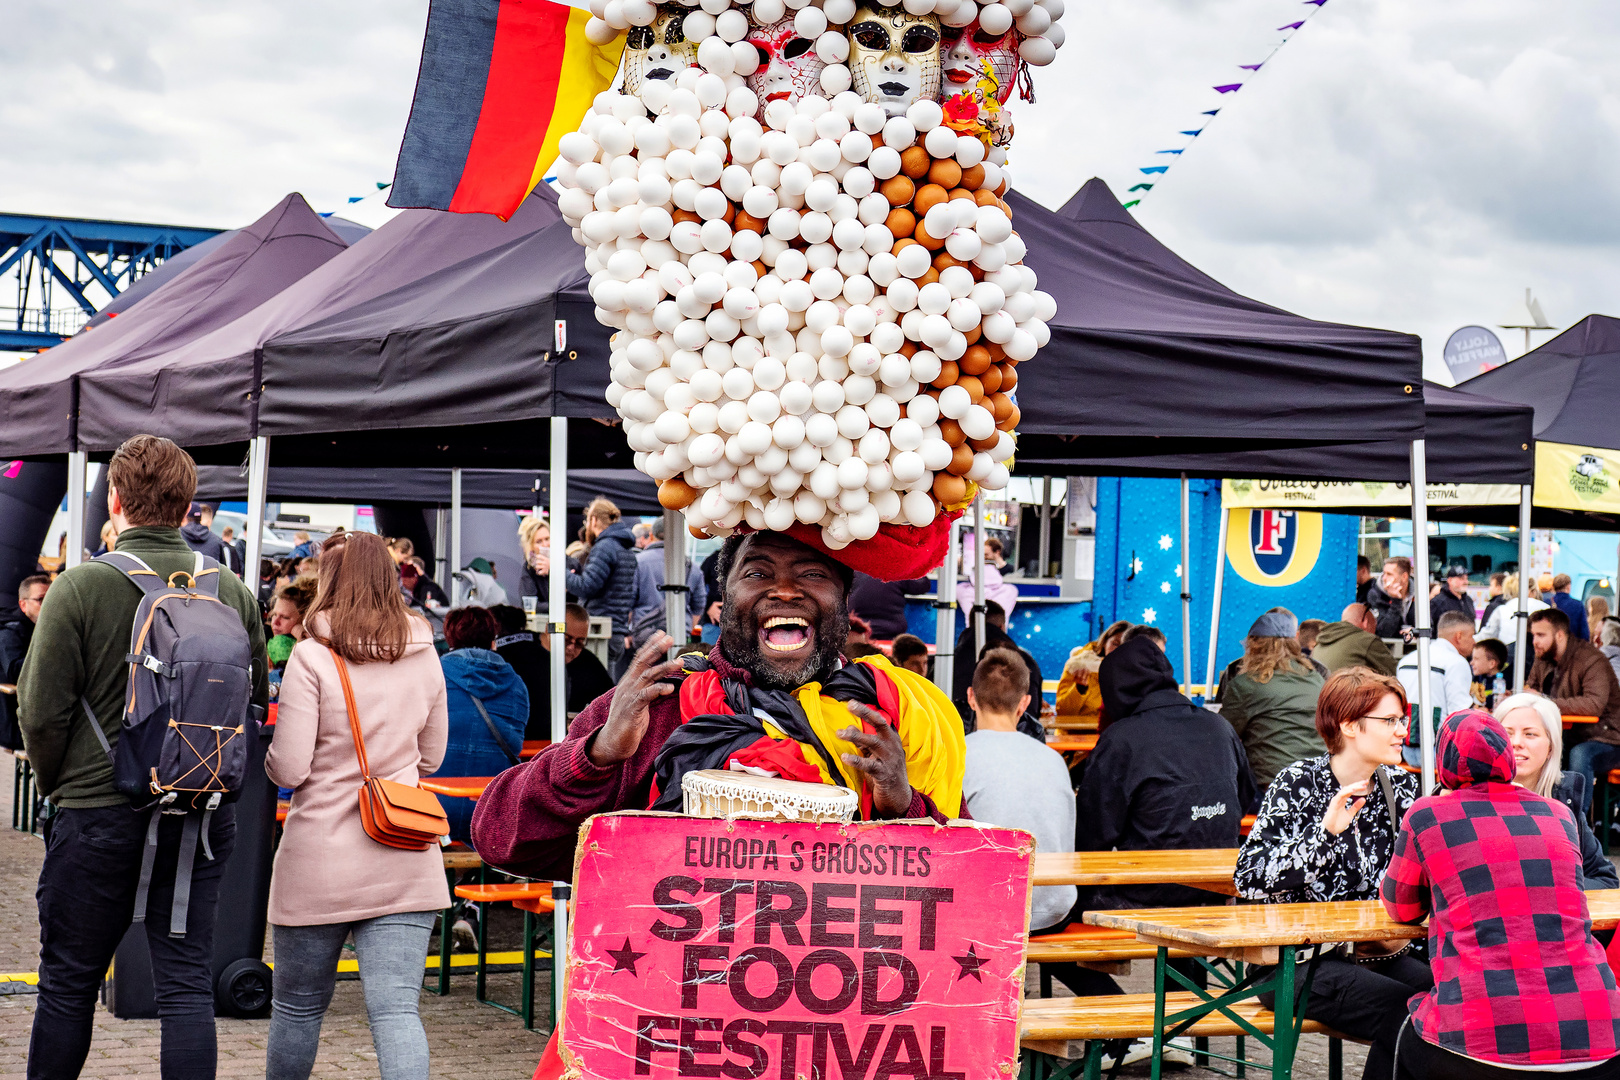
388,0,626,220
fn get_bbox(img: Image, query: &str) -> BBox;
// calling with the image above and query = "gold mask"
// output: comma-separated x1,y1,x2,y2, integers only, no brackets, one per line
622,5,696,98
847,4,942,117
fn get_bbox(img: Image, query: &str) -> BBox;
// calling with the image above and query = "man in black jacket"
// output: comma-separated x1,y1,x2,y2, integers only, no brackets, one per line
179,502,228,565
1430,564,1475,627
0,574,48,750
1077,636,1257,910
1364,556,1415,638
849,572,935,640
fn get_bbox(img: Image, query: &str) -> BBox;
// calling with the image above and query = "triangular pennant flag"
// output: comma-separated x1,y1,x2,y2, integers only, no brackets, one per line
1155,149,1184,155
1128,183,1154,192
1140,166,1169,174
1303,0,1327,5
1122,200,1141,209
1240,62,1264,71
1214,83,1243,93
1278,20,1304,29
376,181,392,190
347,196,365,203
1202,109,1221,116
1180,129,1204,136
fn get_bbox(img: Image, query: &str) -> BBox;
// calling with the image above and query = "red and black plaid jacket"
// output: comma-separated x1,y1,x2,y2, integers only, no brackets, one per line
1381,709,1620,1067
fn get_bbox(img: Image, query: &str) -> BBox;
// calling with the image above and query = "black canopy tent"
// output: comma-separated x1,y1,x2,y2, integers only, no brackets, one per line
193,466,659,514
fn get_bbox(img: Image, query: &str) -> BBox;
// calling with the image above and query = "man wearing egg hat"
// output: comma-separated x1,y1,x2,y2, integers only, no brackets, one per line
472,527,967,882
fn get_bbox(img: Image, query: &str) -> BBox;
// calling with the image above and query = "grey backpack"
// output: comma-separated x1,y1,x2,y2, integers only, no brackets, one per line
83,550,256,937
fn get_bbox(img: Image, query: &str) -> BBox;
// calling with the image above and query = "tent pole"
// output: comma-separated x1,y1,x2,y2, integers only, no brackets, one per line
934,517,959,696
550,418,568,744
1411,441,1434,795
434,508,448,590
1180,473,1192,697
243,437,271,595
973,494,986,661
65,451,87,570
1516,484,1532,692
1205,504,1229,701
664,509,684,659
449,468,463,605
1038,476,1051,578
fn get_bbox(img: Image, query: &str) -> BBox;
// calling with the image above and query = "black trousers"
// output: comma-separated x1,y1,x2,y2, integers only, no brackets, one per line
1256,952,1432,1080
1389,1018,1620,1080
30,804,236,1080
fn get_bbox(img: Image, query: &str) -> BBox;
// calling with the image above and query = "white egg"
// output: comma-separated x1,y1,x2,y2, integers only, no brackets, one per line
961,404,997,442
936,384,972,420
653,409,692,444
1004,328,1038,361
721,368,754,401
700,220,734,254
791,492,825,524
688,432,727,468
757,304,790,337
867,394,901,429
820,64,853,95
807,460,840,498
895,245,931,280
918,439,953,473
822,518,853,549
843,344,878,377
780,279,814,311
805,414,840,449
945,228,982,262
718,400,750,434
866,145,904,182
942,297,978,332
836,457,870,490
773,380,810,416
833,405,869,442
734,420,772,456
875,353,911,388
838,488,870,514
789,440,822,473
978,1,1013,34
824,435,855,464
799,212,834,245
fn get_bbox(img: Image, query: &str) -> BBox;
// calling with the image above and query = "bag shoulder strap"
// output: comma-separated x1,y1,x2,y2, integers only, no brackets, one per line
94,551,166,595
1375,765,1401,838
189,551,222,597
469,694,520,765
325,646,371,780
80,695,114,762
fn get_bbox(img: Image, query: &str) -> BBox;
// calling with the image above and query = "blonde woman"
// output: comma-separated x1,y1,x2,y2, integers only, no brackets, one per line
1590,596,1611,643
1219,609,1326,793
518,513,550,600
1494,692,1617,889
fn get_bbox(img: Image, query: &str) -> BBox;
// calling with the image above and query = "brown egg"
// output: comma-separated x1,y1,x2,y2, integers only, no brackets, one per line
913,221,946,251
688,524,711,540
672,208,702,225
968,263,985,282
962,323,982,344
931,359,959,388
958,344,992,375
973,188,1001,208
899,339,919,357
997,404,1021,432
932,250,966,272
928,158,962,189
912,184,949,217
721,201,737,224
947,187,975,203
891,235,919,255
949,442,975,474
984,340,1007,362
933,473,969,505
998,363,1018,391
993,178,1009,197
886,208,917,238
960,163,986,190
916,267,940,286
733,210,766,234
968,433,1000,452
901,145,932,179
659,479,698,510
880,176,915,207
939,417,967,446
988,392,1014,424
752,259,769,278
978,365,1002,395
957,374,984,403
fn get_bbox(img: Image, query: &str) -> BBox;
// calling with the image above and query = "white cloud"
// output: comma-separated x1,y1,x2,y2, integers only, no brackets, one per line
3,0,1617,383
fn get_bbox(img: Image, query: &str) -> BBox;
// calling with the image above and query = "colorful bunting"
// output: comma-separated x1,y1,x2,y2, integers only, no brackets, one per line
1118,0,1330,214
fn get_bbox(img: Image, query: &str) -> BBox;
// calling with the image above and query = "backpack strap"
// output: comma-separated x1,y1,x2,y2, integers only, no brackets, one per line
94,551,166,595
80,695,114,763
1376,765,1402,838
187,552,222,598
469,695,521,765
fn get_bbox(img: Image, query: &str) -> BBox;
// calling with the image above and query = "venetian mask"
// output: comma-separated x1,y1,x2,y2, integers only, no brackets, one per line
745,13,828,115
847,5,941,117
940,18,1018,105
622,5,696,98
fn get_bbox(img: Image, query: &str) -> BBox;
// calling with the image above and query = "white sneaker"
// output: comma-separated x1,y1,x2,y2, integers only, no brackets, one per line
1099,1039,1154,1069
1163,1038,1198,1067
452,918,478,952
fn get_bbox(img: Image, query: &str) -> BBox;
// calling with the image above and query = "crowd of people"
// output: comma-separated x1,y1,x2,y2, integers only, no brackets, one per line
7,440,1620,1079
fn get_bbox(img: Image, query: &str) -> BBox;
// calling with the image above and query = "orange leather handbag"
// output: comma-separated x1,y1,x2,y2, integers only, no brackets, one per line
328,647,449,850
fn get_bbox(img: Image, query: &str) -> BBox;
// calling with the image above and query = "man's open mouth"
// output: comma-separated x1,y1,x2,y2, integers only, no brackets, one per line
762,616,811,653
879,81,910,97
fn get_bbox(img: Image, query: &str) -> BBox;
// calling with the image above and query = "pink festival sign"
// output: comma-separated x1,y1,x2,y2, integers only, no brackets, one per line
561,813,1035,1080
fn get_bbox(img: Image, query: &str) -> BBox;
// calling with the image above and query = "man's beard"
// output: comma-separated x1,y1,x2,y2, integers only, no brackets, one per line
720,603,850,691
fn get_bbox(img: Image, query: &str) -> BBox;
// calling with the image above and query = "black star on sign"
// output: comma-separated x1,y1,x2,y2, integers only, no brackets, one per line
606,938,647,976
952,943,988,982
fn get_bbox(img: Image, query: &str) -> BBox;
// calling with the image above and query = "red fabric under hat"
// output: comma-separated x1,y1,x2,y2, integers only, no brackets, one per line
737,511,961,582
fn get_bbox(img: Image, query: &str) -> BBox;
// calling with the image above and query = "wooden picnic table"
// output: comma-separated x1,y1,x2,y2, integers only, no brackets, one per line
1032,848,1237,895
419,776,494,800
1046,733,1098,759
1082,892,1620,1079
1566,714,1598,728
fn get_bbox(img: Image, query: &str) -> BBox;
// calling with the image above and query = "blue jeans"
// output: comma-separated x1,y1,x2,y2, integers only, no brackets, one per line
1569,740,1620,801
266,911,437,1080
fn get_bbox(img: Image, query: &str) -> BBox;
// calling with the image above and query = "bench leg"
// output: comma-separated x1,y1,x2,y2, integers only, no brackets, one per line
474,901,490,1003
521,909,536,1030
1270,947,1299,1080
1150,946,1166,1080
1328,1036,1342,1080
1605,775,1614,856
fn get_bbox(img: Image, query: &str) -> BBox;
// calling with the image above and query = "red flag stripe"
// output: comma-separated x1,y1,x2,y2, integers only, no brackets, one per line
449,0,571,215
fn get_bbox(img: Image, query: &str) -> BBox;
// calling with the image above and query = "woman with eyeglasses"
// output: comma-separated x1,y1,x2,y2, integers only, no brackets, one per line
1235,666,1431,1080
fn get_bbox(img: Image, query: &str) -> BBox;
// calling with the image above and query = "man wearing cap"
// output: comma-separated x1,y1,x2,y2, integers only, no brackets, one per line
470,530,968,883
179,501,228,565
1430,564,1476,628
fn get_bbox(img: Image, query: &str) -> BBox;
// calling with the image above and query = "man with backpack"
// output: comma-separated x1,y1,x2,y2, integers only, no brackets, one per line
19,434,267,1080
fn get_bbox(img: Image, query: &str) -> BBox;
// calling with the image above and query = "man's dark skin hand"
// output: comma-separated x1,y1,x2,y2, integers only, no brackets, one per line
587,532,917,815
589,631,683,766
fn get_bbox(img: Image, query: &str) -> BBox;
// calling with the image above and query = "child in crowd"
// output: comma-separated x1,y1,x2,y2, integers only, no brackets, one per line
889,633,930,677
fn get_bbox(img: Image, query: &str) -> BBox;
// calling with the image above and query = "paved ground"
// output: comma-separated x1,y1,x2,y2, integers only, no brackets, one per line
0,756,1369,1078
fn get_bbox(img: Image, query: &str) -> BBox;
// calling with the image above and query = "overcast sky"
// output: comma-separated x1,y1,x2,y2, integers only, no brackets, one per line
5,0,1618,380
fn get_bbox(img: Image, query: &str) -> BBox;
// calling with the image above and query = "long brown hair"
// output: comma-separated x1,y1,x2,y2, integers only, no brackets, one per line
308,532,418,663
1239,635,1314,683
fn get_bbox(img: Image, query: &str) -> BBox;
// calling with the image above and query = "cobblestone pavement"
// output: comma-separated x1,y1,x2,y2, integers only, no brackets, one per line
0,755,1373,1078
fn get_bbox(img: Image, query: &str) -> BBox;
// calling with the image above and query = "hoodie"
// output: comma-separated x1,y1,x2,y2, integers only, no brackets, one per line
180,521,228,564
1382,710,1620,1067
433,647,529,842
566,520,641,636
1076,637,1258,909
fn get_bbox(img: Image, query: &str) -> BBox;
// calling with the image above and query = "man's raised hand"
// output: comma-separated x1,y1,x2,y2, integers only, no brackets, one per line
587,632,683,767
839,704,914,818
